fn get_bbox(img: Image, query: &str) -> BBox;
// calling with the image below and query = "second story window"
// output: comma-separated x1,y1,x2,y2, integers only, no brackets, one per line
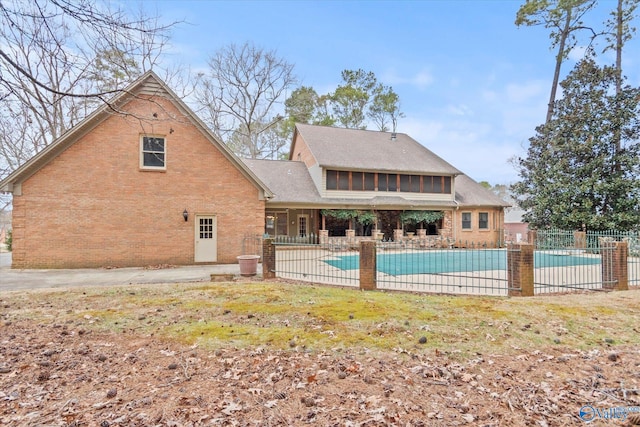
325,169,453,194
141,136,165,170
326,170,349,190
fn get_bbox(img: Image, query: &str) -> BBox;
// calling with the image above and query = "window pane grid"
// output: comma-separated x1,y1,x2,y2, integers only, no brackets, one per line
199,218,213,239
142,136,165,168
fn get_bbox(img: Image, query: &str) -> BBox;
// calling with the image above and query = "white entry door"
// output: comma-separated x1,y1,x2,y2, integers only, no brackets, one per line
195,215,217,262
297,214,309,237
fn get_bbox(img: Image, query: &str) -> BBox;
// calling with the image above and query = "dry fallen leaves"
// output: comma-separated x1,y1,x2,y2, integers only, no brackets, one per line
1,319,639,426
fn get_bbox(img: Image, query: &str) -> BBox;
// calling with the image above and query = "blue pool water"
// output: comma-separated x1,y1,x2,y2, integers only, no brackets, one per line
323,250,600,276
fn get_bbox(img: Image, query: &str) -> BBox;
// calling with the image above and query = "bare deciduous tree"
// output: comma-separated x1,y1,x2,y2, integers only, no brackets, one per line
0,0,175,101
195,42,297,159
0,0,179,210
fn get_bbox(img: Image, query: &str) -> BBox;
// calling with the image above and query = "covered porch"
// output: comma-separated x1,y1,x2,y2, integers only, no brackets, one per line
264,207,453,243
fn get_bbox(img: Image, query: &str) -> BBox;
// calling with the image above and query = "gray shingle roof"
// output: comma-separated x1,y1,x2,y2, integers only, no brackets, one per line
294,124,462,175
454,175,511,207
243,158,508,208
245,124,508,209
242,159,322,204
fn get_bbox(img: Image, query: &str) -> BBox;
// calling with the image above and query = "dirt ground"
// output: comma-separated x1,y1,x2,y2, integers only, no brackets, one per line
1,319,639,427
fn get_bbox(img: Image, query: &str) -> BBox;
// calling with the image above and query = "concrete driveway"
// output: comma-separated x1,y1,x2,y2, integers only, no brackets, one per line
0,252,253,291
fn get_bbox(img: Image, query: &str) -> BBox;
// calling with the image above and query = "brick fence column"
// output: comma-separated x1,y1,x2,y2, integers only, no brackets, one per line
508,243,534,296
359,240,377,291
601,241,628,291
319,229,329,244
527,230,537,248
262,238,276,279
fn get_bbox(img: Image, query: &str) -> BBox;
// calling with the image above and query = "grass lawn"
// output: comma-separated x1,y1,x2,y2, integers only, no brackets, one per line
3,281,639,357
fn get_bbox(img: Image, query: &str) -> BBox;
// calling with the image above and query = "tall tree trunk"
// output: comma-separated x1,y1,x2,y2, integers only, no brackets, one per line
546,9,572,124
614,0,623,159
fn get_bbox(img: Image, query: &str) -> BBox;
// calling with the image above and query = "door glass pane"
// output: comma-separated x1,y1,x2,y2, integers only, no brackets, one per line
276,214,288,235
200,218,213,239
298,216,307,237
266,215,275,234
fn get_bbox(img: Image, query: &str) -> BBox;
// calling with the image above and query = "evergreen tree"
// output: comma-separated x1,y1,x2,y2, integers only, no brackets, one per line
512,54,640,230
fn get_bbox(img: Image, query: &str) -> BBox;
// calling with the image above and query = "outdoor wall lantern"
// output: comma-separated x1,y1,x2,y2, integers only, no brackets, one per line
183,209,189,222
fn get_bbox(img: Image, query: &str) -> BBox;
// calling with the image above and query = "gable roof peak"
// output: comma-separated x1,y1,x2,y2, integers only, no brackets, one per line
0,71,272,198
293,123,462,176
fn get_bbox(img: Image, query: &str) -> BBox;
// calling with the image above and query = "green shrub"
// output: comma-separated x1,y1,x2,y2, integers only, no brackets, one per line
400,210,444,226
4,229,11,252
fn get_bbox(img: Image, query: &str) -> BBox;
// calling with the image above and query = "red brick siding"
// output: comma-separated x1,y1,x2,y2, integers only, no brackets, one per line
11,96,264,268
290,133,317,168
453,208,504,245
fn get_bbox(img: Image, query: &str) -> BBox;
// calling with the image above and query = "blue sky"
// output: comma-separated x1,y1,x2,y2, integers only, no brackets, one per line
152,0,640,185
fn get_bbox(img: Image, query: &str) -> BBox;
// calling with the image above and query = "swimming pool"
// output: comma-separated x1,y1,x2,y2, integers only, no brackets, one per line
323,250,601,276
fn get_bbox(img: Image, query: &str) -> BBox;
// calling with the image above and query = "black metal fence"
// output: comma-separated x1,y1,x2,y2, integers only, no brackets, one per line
532,230,639,291
256,230,638,296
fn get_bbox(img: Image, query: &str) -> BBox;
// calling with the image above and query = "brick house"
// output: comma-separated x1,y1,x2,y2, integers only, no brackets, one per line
0,72,272,268
244,124,510,245
1,73,508,268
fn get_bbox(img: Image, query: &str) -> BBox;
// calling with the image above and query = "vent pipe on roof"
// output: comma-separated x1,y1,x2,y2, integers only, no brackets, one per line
390,132,397,141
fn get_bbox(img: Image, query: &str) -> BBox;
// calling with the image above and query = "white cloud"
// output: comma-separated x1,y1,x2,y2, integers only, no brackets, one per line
382,68,435,90
400,114,521,184
445,104,473,116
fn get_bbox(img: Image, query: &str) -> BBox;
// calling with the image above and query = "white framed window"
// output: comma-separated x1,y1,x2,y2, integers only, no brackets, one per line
462,212,472,230
479,212,489,229
140,135,166,170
